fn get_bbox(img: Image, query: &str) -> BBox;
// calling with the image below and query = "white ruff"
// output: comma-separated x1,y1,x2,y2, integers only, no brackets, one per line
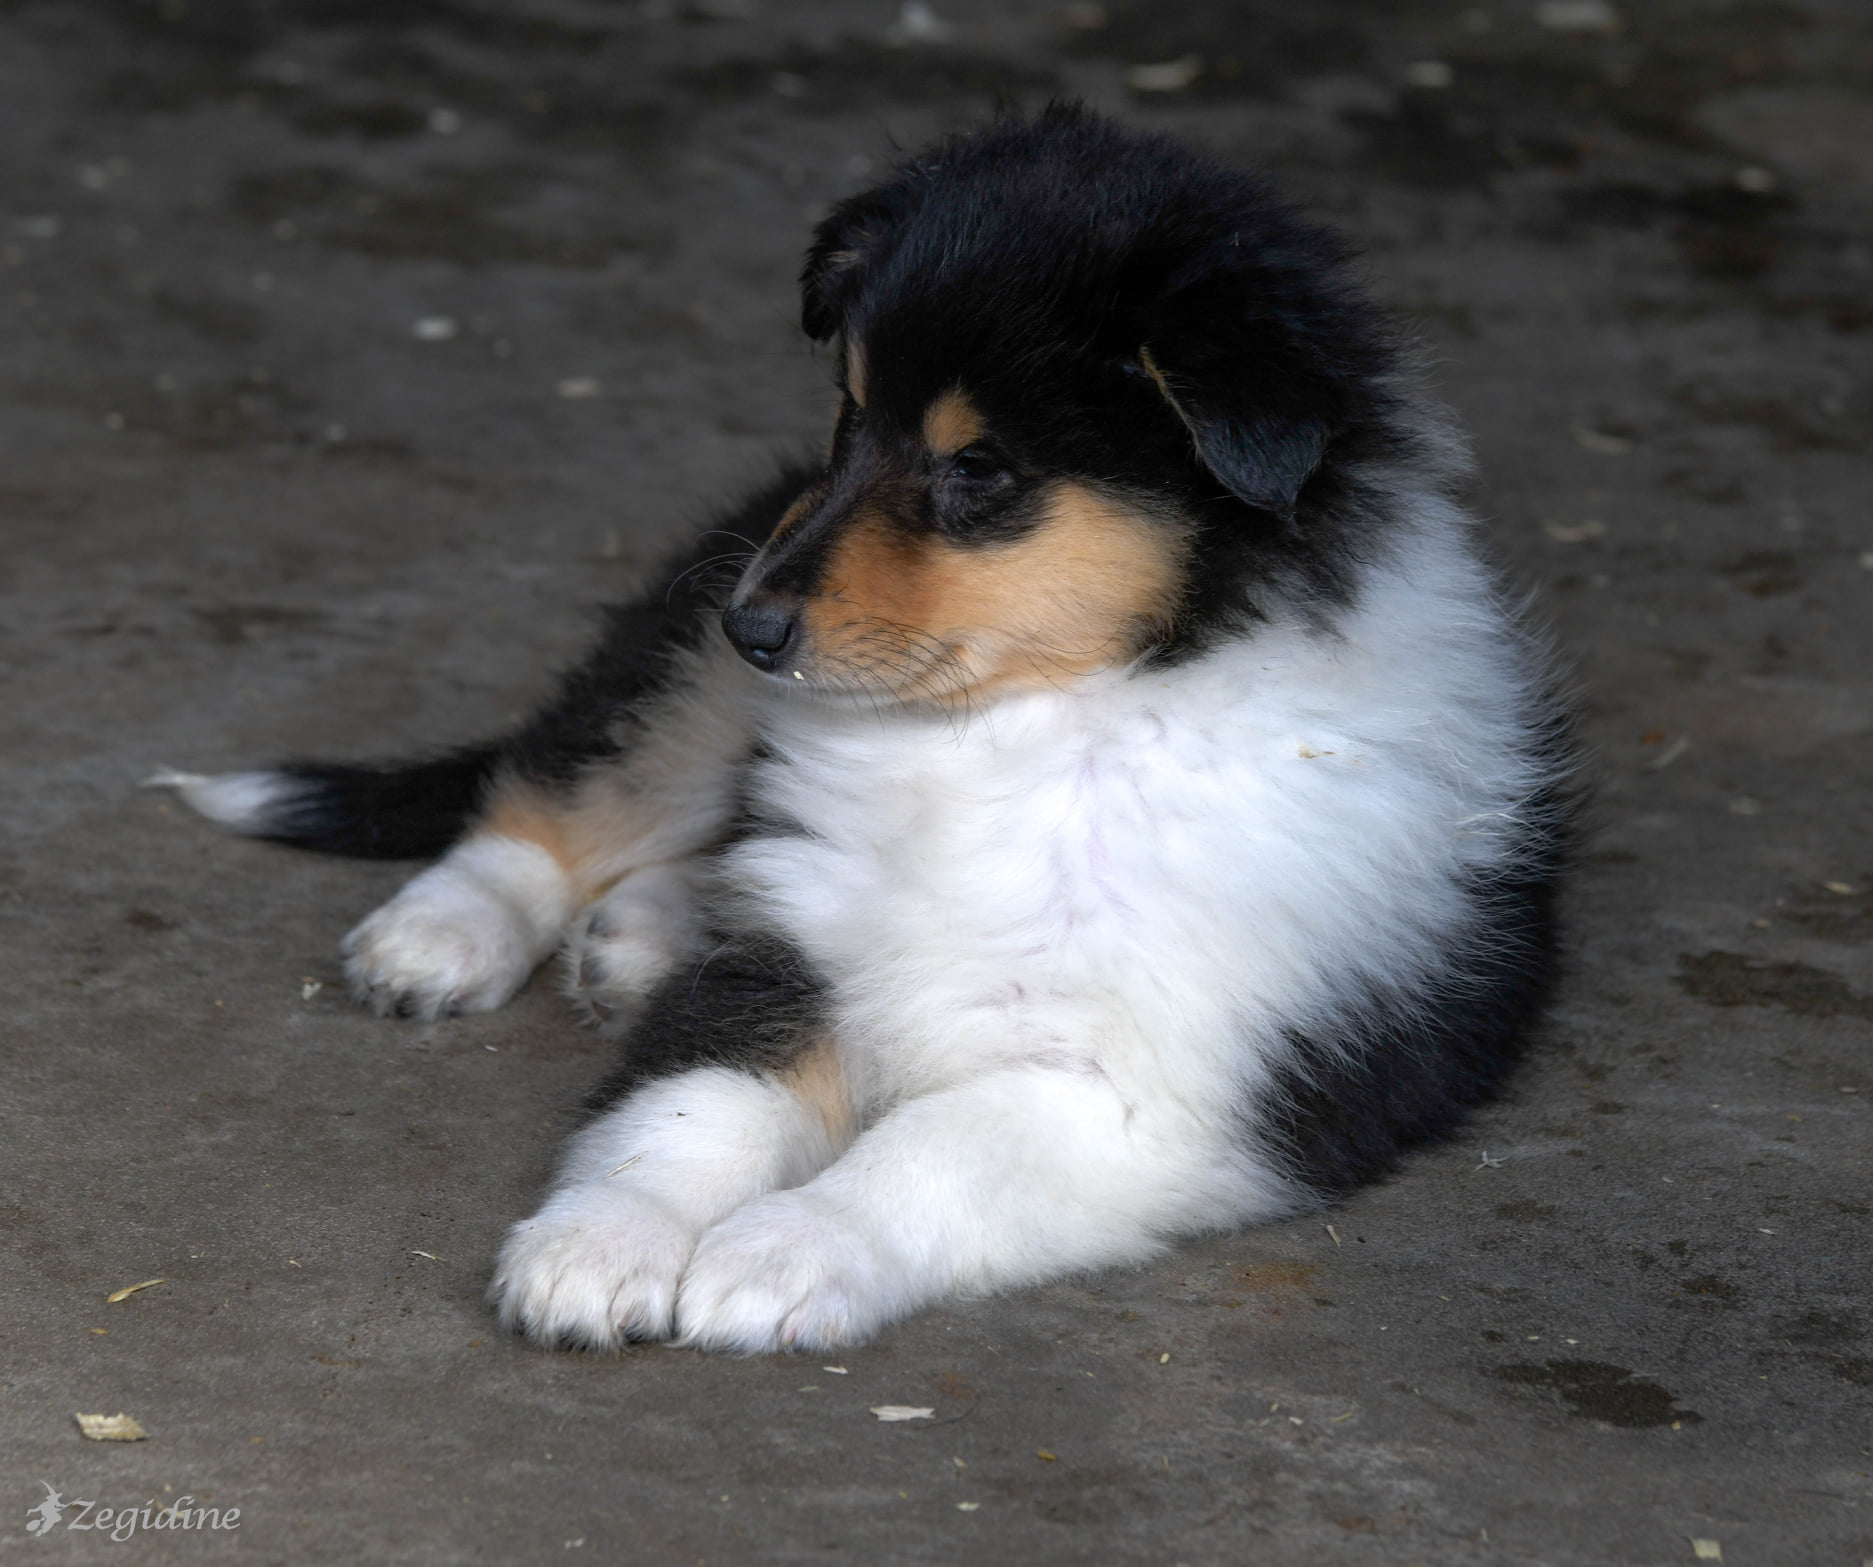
734,507,1546,1139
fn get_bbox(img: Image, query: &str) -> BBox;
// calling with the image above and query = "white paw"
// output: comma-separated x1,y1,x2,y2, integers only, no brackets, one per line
676,1192,902,1354
563,867,696,1023
342,837,571,1019
488,1185,697,1350
343,890,537,1019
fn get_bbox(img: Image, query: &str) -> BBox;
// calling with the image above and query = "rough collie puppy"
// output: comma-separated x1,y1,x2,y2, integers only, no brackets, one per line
154,106,1571,1354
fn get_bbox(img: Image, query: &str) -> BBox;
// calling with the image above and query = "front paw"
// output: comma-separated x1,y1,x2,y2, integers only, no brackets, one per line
343,840,568,1019
344,896,534,1019
676,1193,902,1354
489,1185,697,1350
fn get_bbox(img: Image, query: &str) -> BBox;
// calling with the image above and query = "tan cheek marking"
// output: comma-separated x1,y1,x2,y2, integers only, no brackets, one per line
921,387,982,455
798,510,940,657
845,339,867,408
916,481,1186,693
795,484,1184,700
777,1034,856,1143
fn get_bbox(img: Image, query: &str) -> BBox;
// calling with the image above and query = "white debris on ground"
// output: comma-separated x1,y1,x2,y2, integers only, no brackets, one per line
885,2,952,45
1126,56,1202,93
75,1413,148,1442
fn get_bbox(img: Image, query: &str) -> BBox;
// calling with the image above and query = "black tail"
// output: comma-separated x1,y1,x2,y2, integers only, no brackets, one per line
261,747,504,859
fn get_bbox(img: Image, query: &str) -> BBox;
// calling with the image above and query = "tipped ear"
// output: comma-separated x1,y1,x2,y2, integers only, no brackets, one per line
1136,284,1341,524
800,196,896,342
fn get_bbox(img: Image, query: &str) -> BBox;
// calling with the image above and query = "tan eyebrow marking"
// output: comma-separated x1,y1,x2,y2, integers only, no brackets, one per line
921,387,983,455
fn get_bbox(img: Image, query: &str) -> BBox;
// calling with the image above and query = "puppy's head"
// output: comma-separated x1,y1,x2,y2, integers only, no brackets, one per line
725,105,1403,706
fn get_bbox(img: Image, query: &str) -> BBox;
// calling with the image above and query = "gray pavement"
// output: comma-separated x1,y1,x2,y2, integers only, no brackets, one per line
2,1,1869,1562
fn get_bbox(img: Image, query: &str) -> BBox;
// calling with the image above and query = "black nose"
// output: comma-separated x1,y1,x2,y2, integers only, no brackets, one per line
721,599,798,670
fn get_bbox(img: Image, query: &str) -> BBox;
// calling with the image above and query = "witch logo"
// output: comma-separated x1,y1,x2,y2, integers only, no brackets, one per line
26,1482,75,1537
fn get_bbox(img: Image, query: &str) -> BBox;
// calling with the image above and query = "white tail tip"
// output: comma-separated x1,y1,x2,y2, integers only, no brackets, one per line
143,767,302,834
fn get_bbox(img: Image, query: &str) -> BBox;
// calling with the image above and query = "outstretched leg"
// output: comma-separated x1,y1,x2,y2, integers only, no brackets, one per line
153,465,816,1017
340,634,756,1017
490,934,852,1348
675,1060,1294,1352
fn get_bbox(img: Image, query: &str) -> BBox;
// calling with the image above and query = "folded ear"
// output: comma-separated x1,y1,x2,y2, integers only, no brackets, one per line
800,196,897,342
1137,276,1343,525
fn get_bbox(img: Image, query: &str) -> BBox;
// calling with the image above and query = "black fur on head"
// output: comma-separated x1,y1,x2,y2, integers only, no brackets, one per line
796,104,1437,650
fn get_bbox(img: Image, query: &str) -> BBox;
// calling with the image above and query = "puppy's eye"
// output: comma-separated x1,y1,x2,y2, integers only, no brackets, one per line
942,446,1006,487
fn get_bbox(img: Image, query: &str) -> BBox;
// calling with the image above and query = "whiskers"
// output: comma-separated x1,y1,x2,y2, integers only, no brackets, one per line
801,614,1141,741
667,531,762,604
1012,623,1137,687
808,617,987,735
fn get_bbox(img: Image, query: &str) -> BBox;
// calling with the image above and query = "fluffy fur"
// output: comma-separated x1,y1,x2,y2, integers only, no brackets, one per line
153,107,1571,1353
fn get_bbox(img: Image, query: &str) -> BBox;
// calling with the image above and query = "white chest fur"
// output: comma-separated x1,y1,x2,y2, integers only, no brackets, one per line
725,520,1551,1120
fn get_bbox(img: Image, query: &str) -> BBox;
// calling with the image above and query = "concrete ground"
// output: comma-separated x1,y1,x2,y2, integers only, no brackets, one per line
3,0,1869,1561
